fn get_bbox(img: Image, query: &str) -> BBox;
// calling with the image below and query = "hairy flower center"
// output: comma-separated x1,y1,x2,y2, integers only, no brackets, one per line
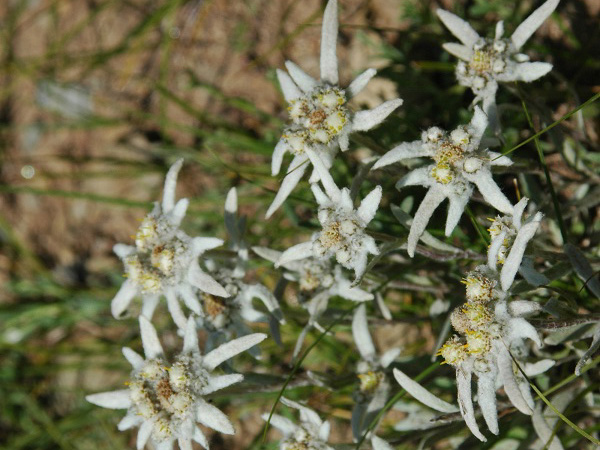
287,87,349,148
469,39,509,77
358,370,384,394
125,216,188,293
438,336,468,366
463,272,497,303
129,357,206,442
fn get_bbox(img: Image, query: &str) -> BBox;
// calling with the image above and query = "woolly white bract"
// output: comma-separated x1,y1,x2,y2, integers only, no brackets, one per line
373,106,513,257
266,0,402,218
276,149,381,279
263,397,334,450
351,304,401,440
197,188,283,356
437,0,559,124
110,159,229,330
86,316,266,450
395,200,546,441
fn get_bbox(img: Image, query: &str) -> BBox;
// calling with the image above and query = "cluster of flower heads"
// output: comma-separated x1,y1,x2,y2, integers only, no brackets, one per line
86,0,581,449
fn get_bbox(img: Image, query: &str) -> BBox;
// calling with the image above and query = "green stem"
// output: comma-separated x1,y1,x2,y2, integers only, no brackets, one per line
497,91,600,159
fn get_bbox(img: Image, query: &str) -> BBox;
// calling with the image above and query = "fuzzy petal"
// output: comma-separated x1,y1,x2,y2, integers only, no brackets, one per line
488,151,513,166
352,304,376,360
113,243,136,259
137,419,154,450
285,61,317,93
508,300,542,317
196,398,234,434
510,0,559,50
170,198,189,227
188,264,229,298
179,284,202,316
477,371,499,435
437,9,480,48
141,294,160,320
86,389,131,409
165,289,188,330
396,166,434,189
139,316,164,359
123,347,145,370
191,237,224,255
280,397,323,429
162,158,184,213
469,105,488,141
357,185,382,224
305,148,341,201
465,168,513,214
380,347,401,368
111,280,137,319
445,190,471,236
276,241,314,268
271,138,288,176
352,99,403,132
202,333,267,370
512,197,529,227
347,68,377,98
488,231,507,270
224,187,238,236
192,427,209,449
204,374,244,394
456,369,487,441
265,154,309,219
276,69,302,102
442,42,472,61
261,413,298,436
182,316,199,354
372,436,394,450
407,187,446,257
393,368,459,413
532,405,565,450
512,62,553,82
320,0,339,85
497,348,532,415
501,217,541,291
372,140,427,170
118,412,142,431
178,438,193,450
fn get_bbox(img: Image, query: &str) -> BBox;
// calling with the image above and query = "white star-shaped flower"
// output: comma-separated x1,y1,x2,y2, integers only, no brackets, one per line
373,106,513,257
276,149,381,279
86,316,266,450
253,246,373,360
351,304,401,440
263,397,334,450
394,202,549,441
198,188,284,356
437,0,559,126
110,159,229,330
266,0,402,218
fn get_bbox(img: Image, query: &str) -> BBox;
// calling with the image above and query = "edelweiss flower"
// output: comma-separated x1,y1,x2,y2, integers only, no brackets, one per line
395,202,547,441
198,188,284,356
111,159,229,330
437,0,559,124
253,246,372,359
86,316,266,450
372,107,513,257
276,149,381,279
266,0,402,218
351,304,401,440
263,397,334,450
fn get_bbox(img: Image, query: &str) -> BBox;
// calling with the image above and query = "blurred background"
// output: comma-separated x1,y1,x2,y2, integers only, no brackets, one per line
1,0,598,449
